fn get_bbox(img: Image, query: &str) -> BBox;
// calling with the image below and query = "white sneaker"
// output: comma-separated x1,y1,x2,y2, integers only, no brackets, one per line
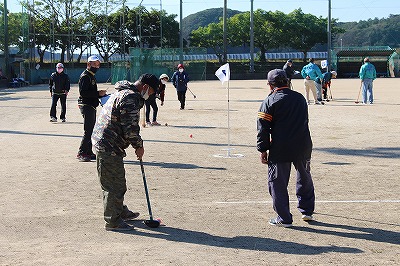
302,214,315,221
50,117,57,122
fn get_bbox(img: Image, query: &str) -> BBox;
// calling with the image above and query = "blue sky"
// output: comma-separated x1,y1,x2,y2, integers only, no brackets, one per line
9,0,399,22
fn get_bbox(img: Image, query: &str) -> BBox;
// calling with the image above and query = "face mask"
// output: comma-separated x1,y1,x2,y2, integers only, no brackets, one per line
56,68,63,74
89,66,99,74
161,80,167,85
141,86,150,100
178,68,184,73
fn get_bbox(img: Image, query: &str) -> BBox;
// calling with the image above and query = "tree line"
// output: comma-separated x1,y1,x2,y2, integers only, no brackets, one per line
1,2,398,64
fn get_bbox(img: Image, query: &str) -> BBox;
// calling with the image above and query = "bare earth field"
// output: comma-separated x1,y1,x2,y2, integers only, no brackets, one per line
0,78,399,265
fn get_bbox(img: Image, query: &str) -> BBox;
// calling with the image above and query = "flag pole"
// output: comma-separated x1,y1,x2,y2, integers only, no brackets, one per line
227,79,230,157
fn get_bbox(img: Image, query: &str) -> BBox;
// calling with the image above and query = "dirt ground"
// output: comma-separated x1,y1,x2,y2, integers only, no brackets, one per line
0,77,399,265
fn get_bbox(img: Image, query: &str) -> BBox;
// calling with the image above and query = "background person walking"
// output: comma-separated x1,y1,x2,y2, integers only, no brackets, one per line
49,63,70,122
77,55,107,162
257,69,315,227
171,64,189,110
359,57,376,104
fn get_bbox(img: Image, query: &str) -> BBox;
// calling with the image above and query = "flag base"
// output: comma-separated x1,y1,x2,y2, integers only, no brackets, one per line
213,148,244,158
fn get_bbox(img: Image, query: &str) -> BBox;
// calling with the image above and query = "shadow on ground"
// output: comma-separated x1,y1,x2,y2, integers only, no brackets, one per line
125,160,226,171
315,147,400,159
119,221,362,254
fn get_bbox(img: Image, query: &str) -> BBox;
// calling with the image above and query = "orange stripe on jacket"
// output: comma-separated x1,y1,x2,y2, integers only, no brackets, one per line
258,112,272,122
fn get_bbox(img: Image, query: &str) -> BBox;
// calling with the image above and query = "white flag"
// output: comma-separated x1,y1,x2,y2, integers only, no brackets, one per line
321,60,328,69
215,63,230,84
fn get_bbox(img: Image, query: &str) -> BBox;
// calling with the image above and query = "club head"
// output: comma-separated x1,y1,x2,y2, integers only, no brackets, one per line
144,219,160,228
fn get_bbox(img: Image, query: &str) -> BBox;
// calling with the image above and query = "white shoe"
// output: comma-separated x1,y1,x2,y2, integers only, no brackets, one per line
50,117,57,122
302,215,315,221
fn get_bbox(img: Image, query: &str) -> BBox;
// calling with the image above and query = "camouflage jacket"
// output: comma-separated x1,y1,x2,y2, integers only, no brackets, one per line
92,86,144,157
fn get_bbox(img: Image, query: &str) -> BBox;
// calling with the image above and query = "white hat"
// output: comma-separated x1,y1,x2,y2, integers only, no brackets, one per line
88,55,101,62
159,73,169,80
56,63,64,68
331,71,337,77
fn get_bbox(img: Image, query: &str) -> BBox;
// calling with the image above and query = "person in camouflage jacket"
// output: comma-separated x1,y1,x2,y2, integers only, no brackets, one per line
91,74,160,231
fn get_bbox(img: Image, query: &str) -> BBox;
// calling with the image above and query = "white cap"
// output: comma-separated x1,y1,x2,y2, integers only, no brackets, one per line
159,73,169,80
88,55,101,62
56,63,64,68
331,71,337,77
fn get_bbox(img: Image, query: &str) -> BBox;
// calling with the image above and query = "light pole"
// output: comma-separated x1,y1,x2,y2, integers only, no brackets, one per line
179,0,183,64
4,0,10,78
223,0,227,63
327,0,332,71
249,0,254,72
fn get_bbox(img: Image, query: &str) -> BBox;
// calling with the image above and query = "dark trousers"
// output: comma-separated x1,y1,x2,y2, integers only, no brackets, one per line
78,105,96,156
145,98,158,122
268,160,315,223
177,91,186,109
97,152,126,226
50,94,67,119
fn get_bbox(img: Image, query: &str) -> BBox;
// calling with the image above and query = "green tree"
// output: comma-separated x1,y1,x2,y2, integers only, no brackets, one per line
0,5,24,51
190,22,224,63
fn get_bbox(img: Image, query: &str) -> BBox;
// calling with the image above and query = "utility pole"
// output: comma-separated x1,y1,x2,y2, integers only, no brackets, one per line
249,0,254,72
222,0,227,63
4,0,10,78
327,0,332,71
179,0,183,64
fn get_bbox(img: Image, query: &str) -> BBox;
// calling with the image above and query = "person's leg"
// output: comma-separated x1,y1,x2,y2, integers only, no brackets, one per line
178,91,185,109
150,99,158,122
293,159,315,216
361,80,368,104
315,82,322,101
310,81,318,103
145,100,151,123
50,94,59,119
59,94,67,120
367,80,374,103
268,162,293,224
78,105,96,156
304,79,310,104
97,152,126,227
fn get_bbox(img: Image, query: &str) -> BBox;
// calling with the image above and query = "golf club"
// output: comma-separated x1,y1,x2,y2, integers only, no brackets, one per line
355,81,362,104
328,84,333,100
139,159,160,228
188,87,197,98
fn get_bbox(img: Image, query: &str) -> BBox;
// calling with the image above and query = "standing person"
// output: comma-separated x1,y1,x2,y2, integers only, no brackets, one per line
171,63,189,110
359,57,376,104
301,58,324,105
321,71,337,101
91,74,159,231
257,69,315,227
143,74,167,126
77,55,107,162
283,59,295,89
49,63,70,122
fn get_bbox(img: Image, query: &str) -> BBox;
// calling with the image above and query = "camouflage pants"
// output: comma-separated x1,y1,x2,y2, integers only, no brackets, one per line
97,152,126,226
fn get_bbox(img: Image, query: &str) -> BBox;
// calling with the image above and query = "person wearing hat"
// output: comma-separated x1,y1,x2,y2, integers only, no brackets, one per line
77,55,107,162
91,74,159,231
320,70,337,101
171,63,189,110
282,59,295,89
49,62,70,122
359,57,376,104
143,74,168,126
301,58,324,105
257,69,315,227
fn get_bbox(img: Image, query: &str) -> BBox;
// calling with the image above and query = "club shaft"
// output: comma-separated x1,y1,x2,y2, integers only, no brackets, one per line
140,160,154,220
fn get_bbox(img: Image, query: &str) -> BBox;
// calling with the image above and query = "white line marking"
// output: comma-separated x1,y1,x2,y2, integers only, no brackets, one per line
215,200,400,204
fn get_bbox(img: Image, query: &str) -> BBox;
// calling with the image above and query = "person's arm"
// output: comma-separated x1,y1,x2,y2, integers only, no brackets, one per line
49,74,54,94
359,65,364,80
257,100,273,164
65,74,70,94
171,72,177,88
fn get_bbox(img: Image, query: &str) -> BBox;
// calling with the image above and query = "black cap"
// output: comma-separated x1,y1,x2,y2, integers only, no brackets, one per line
139,73,159,91
287,59,293,63
267,69,288,84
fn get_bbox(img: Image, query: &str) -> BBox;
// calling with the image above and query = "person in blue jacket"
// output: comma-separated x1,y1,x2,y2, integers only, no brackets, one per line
359,57,376,104
171,63,189,110
301,58,324,105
